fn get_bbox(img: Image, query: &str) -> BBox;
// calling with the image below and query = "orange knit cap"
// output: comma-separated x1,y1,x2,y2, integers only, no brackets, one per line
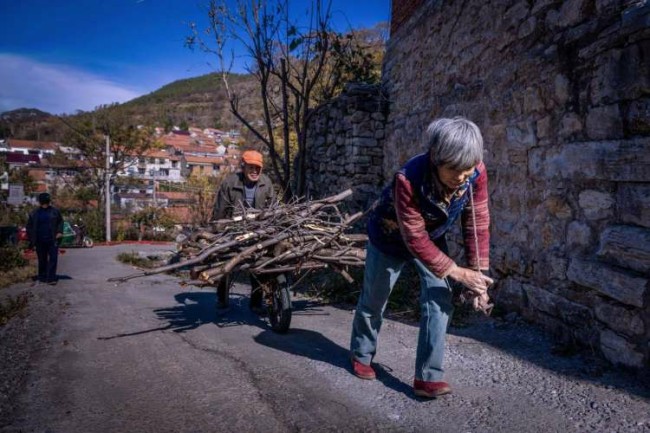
241,150,264,167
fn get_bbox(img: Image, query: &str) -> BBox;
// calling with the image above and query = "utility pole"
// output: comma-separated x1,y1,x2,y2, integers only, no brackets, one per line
152,169,156,206
105,135,111,242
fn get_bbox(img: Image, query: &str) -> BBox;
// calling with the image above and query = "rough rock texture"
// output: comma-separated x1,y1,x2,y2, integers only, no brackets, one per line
380,0,650,374
305,0,650,375
305,83,388,214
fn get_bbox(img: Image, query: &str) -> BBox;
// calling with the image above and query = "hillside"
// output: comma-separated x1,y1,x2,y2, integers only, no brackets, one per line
0,72,261,142
121,72,262,131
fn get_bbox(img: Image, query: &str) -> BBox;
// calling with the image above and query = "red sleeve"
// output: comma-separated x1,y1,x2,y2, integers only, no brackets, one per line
394,173,456,277
461,162,490,271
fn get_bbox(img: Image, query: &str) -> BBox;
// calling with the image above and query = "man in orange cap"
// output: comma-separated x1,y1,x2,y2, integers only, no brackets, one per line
213,149,276,313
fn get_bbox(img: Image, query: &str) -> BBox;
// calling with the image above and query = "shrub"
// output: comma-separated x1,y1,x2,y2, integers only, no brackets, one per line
116,251,157,268
0,246,27,272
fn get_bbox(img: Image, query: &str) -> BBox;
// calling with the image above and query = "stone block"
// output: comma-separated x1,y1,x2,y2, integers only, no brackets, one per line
537,116,553,139
545,9,561,31
506,121,537,148
597,225,650,274
592,44,650,104
543,139,650,182
566,220,593,252
554,74,571,105
590,50,620,105
594,299,645,337
495,278,525,312
532,0,555,14
617,183,650,228
352,137,378,148
523,87,544,113
585,104,623,140
578,189,615,220
621,3,650,34
493,245,529,275
352,122,375,138
545,195,573,219
504,1,530,29
560,113,583,138
557,0,589,27
523,283,592,326
627,98,650,135
600,329,645,368
518,16,537,38
522,284,561,315
527,147,545,179
549,255,569,281
567,258,647,307
595,0,620,14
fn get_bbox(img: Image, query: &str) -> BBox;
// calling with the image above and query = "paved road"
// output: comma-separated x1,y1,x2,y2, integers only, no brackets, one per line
1,244,649,433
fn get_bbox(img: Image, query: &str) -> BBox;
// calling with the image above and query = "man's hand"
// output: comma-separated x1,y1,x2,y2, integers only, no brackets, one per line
447,265,493,295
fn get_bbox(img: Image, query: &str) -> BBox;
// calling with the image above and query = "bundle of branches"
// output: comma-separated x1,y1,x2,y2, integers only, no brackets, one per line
108,189,367,285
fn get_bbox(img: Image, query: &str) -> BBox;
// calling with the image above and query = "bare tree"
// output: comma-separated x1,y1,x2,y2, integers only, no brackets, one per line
187,0,380,199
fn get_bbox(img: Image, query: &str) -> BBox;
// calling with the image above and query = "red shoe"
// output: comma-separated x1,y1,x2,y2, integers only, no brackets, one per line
351,358,376,380
413,379,452,398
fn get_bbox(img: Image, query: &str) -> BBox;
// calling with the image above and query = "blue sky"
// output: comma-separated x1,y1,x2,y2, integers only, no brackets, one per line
0,0,390,115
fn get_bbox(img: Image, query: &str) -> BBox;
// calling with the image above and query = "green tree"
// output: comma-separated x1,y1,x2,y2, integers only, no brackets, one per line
8,168,36,196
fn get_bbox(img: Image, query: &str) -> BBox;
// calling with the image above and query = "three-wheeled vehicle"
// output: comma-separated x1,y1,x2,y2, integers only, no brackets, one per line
59,221,94,248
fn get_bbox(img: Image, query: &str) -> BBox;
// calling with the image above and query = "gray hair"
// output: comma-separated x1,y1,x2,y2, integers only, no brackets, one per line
426,117,484,169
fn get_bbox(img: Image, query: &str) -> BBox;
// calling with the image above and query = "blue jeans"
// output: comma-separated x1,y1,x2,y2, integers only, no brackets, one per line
350,242,454,382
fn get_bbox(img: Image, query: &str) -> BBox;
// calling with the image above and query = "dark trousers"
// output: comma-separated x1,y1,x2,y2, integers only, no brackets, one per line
35,240,58,282
217,274,265,309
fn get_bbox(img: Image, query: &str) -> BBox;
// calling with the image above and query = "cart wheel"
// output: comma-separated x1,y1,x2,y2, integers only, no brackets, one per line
83,237,94,248
268,276,292,334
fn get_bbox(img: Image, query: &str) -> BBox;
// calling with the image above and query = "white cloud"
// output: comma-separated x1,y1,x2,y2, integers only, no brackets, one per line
0,54,145,115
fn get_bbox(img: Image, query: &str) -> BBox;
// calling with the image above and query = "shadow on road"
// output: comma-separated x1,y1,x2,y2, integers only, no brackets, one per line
254,324,417,399
446,319,650,400
98,291,226,340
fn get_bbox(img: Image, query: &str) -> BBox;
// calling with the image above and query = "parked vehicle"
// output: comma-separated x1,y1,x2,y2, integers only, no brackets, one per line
0,225,18,246
59,221,94,248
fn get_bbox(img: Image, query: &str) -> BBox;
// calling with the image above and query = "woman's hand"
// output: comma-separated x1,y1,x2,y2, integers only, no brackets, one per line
447,265,494,295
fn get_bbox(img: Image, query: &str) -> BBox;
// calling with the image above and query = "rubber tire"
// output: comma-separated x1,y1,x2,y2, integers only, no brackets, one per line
268,280,292,334
83,237,94,248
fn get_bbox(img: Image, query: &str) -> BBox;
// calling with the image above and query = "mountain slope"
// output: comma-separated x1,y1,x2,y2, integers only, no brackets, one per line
0,72,260,141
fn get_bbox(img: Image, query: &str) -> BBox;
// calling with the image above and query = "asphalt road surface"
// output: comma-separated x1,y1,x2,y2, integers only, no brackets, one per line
1,244,649,433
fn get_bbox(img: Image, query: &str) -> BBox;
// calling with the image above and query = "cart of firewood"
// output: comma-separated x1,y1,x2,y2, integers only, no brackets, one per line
108,189,367,333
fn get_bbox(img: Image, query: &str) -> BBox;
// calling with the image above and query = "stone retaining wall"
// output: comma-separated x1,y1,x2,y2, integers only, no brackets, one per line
305,83,387,214
381,0,650,372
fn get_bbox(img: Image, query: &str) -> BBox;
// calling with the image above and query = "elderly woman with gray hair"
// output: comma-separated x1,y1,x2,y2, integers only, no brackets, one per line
349,116,494,398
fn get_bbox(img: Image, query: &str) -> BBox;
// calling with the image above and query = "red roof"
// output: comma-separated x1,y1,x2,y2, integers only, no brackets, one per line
158,191,194,200
8,139,59,151
184,155,225,164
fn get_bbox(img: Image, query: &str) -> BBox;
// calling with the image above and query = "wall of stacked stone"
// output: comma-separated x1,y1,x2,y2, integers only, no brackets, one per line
382,0,650,372
305,83,387,215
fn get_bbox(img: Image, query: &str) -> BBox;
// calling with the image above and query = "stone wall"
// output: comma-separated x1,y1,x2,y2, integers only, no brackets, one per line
382,0,650,372
305,83,387,214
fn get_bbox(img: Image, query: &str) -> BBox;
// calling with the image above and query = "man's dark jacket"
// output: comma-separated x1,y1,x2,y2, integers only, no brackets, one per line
26,206,64,245
213,172,275,220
